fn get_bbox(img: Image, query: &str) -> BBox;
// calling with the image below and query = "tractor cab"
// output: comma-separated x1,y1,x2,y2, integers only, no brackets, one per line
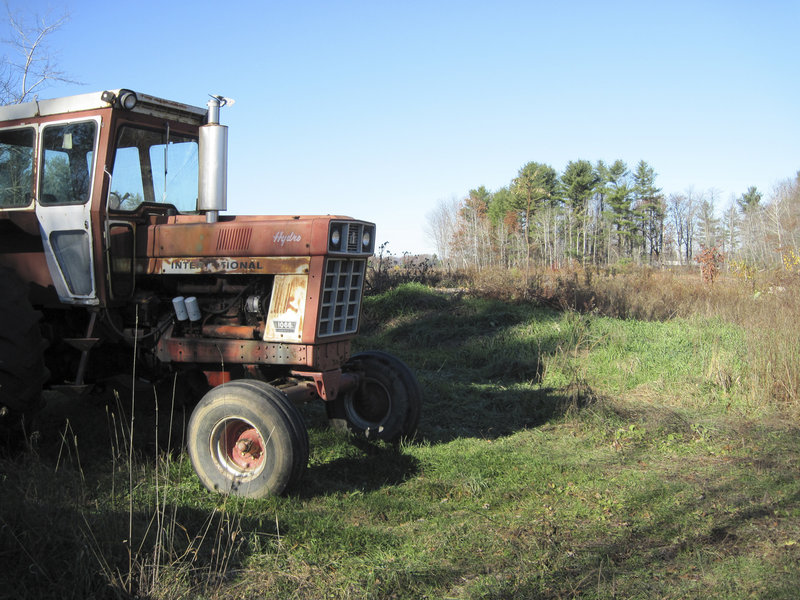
0,89,212,306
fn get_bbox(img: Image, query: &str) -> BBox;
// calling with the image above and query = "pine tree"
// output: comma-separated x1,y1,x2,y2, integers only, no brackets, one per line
604,160,633,260
561,160,599,263
631,160,664,263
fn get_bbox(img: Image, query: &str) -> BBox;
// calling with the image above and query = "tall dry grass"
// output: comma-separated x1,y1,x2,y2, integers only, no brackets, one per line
449,263,800,410
0,379,251,599
735,275,800,406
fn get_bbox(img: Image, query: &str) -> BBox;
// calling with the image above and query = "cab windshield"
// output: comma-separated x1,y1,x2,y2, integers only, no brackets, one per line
109,125,198,213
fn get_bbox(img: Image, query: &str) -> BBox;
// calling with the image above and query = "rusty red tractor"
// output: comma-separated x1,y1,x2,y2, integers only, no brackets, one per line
0,90,421,497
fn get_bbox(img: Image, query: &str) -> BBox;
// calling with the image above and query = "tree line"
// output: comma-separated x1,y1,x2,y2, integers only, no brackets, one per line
426,159,800,270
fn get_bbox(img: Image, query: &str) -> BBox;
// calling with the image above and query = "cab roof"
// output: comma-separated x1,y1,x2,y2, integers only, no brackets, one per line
0,89,208,124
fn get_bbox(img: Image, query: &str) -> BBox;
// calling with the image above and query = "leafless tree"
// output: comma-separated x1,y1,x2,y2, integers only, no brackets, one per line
1,3,75,104
425,196,459,267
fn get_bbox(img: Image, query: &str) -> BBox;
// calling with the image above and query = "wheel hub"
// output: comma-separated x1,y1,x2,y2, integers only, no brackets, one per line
214,419,266,476
347,377,391,427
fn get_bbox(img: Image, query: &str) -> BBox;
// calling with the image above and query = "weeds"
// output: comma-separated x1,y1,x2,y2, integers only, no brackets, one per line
2,266,800,599
366,242,450,294
424,262,799,411
0,377,254,599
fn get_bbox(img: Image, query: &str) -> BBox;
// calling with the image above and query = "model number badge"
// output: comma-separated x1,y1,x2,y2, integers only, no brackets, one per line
273,320,297,333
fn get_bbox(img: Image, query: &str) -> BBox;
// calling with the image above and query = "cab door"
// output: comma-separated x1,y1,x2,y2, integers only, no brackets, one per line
36,117,101,305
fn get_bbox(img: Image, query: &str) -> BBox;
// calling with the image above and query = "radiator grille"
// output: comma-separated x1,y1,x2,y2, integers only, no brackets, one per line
328,220,375,255
318,258,366,337
346,224,361,252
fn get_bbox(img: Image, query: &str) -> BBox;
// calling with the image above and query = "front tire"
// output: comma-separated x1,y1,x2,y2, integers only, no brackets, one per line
328,351,422,442
187,381,308,497
222,379,309,490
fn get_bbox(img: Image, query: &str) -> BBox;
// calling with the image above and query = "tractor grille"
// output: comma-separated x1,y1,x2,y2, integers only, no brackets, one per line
328,220,375,255
318,258,366,337
346,223,363,252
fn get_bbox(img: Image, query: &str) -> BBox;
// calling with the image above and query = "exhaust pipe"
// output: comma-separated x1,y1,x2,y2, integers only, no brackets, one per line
198,95,231,223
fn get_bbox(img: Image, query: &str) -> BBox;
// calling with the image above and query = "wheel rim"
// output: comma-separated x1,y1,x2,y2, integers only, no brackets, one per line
210,417,268,478
345,376,392,430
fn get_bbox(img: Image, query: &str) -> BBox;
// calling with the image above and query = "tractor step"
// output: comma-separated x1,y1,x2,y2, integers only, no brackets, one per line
63,337,101,352
51,383,93,396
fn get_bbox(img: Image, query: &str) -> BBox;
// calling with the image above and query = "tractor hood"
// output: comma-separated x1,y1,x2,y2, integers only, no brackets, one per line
135,214,375,276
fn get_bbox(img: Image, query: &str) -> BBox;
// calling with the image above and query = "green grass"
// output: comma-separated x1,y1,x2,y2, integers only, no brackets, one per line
2,281,800,599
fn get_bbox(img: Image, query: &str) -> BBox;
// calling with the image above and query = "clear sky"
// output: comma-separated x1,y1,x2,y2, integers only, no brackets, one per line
7,0,800,255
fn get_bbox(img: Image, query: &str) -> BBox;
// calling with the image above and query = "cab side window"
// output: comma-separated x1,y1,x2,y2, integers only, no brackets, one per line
0,127,35,208
40,121,97,205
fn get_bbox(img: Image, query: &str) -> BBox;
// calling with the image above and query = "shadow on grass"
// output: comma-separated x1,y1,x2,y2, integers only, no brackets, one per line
0,486,285,600
300,441,421,497
417,383,590,443
358,283,600,438
465,419,800,599
479,482,800,599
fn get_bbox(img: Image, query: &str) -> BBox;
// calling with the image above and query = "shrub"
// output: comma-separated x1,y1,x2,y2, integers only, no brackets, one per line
695,245,725,284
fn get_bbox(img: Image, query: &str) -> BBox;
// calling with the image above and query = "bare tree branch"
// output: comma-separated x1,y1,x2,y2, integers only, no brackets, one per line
1,2,78,104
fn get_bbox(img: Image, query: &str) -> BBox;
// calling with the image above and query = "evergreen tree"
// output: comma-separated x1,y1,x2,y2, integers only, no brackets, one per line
696,197,720,248
561,159,599,262
487,187,523,267
511,162,557,263
737,186,762,213
631,160,664,263
456,186,492,268
737,186,763,263
592,160,610,263
720,200,740,255
604,160,633,260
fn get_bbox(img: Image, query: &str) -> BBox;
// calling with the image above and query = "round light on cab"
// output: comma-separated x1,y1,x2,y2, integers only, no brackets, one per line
362,231,371,249
330,229,341,247
119,90,138,110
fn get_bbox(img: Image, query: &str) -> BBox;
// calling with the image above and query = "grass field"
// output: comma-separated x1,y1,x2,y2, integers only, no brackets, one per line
1,271,799,599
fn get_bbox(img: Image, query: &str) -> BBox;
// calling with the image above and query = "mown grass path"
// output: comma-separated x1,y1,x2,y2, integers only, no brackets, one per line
1,282,799,599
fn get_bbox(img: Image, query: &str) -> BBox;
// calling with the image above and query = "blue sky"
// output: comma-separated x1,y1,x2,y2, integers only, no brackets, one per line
9,0,800,254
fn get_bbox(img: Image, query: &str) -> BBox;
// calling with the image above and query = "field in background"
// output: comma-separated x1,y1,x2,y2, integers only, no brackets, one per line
1,266,799,599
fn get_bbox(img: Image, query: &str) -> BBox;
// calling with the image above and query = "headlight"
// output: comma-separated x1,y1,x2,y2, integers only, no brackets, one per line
118,90,138,110
330,228,341,248
362,230,371,249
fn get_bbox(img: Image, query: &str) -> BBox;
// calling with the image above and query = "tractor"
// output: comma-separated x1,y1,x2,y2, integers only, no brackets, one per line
0,89,421,497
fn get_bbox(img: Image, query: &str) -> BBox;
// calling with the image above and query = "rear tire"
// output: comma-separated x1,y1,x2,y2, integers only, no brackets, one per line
328,351,422,442
187,382,307,497
0,267,46,445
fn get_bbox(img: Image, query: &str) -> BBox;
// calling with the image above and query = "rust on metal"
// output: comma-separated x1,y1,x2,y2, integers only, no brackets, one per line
157,336,305,366
156,333,350,373
288,368,359,401
202,324,260,340
224,422,264,470
277,380,321,404
150,218,317,257
204,370,231,387
264,274,308,343
216,227,252,251
307,340,352,372
143,256,310,276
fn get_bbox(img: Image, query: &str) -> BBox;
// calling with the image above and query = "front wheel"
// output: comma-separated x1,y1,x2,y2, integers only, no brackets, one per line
187,381,308,497
327,351,422,442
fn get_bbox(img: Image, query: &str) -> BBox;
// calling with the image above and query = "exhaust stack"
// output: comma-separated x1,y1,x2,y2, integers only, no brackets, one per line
198,95,232,223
